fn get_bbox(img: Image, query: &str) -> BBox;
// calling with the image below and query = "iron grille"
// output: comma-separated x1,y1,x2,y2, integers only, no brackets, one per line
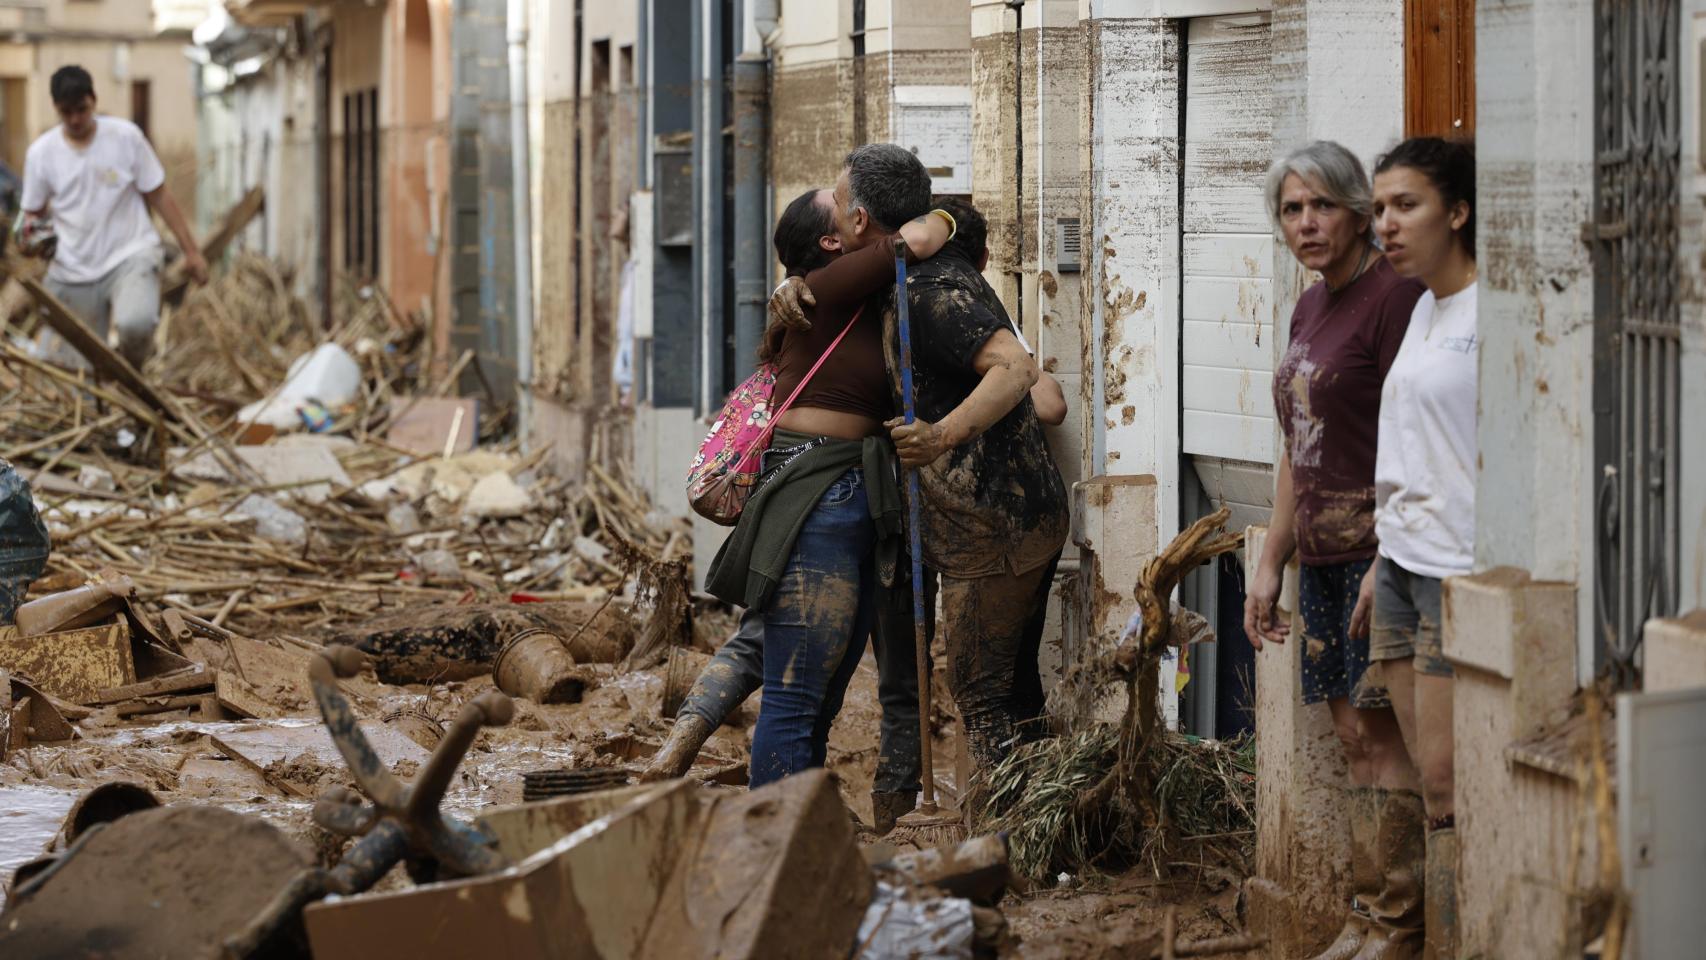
1590,0,1682,688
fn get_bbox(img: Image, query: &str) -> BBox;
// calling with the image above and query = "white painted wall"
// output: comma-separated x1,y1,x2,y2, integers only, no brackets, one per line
1180,13,1274,466
1472,0,1598,676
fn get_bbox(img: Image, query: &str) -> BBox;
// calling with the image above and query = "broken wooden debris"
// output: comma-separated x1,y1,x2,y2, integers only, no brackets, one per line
333,601,633,685
3,672,76,755
304,769,874,960
0,621,135,703
12,573,132,637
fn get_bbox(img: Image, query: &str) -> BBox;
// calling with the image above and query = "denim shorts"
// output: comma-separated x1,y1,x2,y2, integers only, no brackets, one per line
1369,556,1453,677
1297,557,1388,708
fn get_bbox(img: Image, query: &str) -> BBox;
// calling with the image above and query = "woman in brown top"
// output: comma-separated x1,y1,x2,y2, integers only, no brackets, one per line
710,144,953,788
1244,140,1427,960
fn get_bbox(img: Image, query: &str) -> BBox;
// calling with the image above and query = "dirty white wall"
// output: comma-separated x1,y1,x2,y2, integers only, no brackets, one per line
528,0,583,400
1472,0,1597,671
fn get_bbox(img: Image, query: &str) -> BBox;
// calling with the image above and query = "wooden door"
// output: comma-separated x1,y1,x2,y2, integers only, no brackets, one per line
1405,0,1475,137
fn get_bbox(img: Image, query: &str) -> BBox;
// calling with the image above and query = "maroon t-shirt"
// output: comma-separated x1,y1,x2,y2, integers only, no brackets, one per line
1273,256,1423,565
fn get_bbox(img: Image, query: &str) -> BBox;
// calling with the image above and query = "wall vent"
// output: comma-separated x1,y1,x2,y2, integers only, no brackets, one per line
1056,217,1082,273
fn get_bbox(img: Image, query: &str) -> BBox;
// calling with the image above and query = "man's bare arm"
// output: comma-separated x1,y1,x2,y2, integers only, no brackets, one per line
767,212,954,331
143,185,208,285
1031,372,1067,425
887,328,1038,467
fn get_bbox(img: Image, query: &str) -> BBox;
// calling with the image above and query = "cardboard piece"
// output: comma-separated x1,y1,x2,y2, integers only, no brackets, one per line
386,397,479,456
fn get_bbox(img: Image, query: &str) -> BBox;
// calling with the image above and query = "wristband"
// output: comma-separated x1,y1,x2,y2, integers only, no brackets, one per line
929,208,958,242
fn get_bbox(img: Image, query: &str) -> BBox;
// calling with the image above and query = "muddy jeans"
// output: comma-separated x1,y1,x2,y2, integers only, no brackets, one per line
682,575,926,795
41,247,163,370
939,560,1055,769
748,467,877,788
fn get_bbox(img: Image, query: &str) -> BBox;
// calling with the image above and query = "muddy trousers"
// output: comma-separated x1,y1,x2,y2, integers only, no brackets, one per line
748,469,876,789
874,550,1059,792
939,560,1056,769
676,586,920,793
42,248,163,370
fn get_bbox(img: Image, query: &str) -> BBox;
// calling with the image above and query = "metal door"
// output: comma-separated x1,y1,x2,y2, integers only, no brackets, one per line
1590,0,1681,687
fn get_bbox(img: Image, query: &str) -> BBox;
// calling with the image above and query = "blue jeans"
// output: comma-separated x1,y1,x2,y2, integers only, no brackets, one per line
748,467,876,788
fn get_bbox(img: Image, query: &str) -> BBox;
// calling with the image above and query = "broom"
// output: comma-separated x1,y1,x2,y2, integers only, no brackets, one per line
887,244,966,849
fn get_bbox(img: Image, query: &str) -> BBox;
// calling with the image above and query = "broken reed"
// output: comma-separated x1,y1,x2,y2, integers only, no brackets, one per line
974,726,1256,883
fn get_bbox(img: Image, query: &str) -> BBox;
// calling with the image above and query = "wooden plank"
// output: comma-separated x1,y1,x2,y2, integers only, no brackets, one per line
162,186,266,304
93,666,215,704
18,277,175,419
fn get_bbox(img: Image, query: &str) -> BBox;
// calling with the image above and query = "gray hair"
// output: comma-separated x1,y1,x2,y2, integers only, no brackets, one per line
843,143,932,232
1264,140,1376,243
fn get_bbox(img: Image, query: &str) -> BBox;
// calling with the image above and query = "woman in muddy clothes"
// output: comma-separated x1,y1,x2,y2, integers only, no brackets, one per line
652,200,1067,834
1244,140,1426,960
703,147,955,790
1366,136,1478,960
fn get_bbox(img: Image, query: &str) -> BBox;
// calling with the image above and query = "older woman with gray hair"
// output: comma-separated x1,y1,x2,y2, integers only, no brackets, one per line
1243,140,1427,960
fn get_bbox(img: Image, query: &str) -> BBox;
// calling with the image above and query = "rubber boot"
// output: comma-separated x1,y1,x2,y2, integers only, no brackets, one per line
638,714,714,782
1424,824,1458,960
1353,789,1425,960
870,790,917,836
1309,787,1379,960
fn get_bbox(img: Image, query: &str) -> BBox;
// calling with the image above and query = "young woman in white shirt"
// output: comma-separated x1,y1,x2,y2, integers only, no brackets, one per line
1366,136,1478,960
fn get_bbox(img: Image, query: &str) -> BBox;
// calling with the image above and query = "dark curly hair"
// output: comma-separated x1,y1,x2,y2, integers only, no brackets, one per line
1374,136,1476,254
931,195,988,265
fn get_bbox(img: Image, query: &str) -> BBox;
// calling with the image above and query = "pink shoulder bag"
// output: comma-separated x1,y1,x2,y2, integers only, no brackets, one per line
685,307,863,525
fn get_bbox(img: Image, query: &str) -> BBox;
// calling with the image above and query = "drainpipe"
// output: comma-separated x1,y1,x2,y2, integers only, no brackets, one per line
1005,0,1023,332
507,0,534,451
730,5,770,378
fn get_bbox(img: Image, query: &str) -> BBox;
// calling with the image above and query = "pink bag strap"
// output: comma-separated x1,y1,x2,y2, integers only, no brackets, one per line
739,306,864,465
772,305,863,422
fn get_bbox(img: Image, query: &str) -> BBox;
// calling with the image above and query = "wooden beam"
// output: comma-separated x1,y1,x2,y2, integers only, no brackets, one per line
162,186,266,306
19,276,176,418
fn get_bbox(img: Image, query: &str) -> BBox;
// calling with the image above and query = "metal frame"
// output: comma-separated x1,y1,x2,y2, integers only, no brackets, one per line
1590,0,1682,687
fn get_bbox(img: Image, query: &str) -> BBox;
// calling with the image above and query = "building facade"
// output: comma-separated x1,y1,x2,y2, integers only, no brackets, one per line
188,2,1706,953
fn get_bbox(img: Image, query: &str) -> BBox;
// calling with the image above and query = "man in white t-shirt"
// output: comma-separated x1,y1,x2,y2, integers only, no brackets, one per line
20,65,207,369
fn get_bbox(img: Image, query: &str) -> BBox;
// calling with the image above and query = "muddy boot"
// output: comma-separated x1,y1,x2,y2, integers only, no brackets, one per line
1310,787,1378,960
870,790,917,836
1353,789,1425,960
638,714,714,783
1424,820,1458,960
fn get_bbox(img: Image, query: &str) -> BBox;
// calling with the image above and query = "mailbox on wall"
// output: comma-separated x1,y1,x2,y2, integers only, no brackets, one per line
893,85,973,197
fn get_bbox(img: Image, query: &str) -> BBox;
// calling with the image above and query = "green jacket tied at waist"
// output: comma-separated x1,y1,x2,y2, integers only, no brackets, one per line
705,429,902,611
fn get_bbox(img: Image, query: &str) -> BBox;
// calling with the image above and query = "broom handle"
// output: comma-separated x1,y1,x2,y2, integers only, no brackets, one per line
895,251,938,813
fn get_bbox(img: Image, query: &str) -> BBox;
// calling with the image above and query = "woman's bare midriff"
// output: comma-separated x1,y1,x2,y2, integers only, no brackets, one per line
777,406,883,441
